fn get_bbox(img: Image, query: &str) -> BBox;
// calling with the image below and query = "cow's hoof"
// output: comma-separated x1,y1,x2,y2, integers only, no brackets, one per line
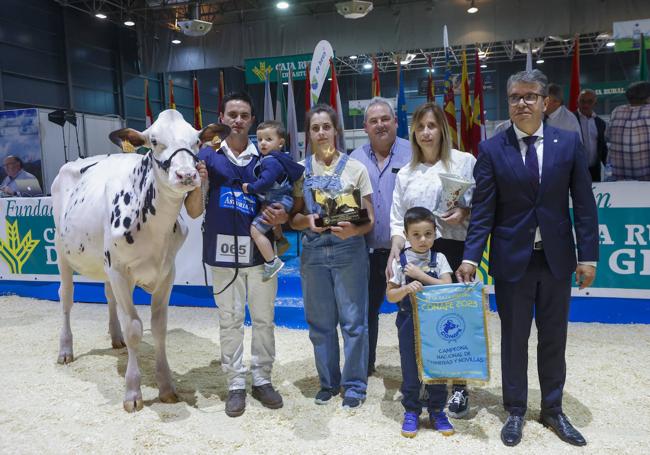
159,390,179,404
111,338,126,349
57,351,74,364
123,398,144,413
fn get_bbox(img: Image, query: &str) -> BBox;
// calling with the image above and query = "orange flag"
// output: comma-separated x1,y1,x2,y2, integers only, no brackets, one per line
218,70,225,113
371,57,381,97
193,75,202,129
168,78,176,110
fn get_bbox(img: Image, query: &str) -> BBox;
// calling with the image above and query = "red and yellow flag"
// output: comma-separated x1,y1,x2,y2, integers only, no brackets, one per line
459,49,471,153
144,79,154,128
168,78,176,110
371,57,381,97
193,75,202,129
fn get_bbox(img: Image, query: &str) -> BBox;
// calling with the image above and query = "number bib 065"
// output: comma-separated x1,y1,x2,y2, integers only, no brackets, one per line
215,235,253,265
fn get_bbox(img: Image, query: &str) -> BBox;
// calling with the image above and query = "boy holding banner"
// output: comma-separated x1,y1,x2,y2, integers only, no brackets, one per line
386,207,454,438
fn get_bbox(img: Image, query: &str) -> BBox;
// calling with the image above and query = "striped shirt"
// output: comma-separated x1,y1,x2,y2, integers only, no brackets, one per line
606,104,650,181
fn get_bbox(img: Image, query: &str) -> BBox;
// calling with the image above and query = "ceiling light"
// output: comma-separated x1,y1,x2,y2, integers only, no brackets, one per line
536,59,545,64
478,50,487,60
399,53,416,65
480,63,487,68
349,55,358,60
426,68,435,73
171,38,182,45
363,62,372,69
606,41,615,47
467,0,478,14
123,19,135,27
276,1,289,9
283,81,289,85
95,12,107,19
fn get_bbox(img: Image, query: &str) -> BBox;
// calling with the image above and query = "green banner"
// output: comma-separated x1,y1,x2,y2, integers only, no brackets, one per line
245,54,312,85
614,37,650,52
581,81,628,100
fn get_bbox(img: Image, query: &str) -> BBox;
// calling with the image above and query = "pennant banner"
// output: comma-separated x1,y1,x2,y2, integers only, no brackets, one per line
412,282,490,383
144,79,154,128
310,40,334,107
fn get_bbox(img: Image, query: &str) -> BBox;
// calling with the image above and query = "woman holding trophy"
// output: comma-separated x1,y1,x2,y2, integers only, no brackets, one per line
289,104,375,410
388,102,477,418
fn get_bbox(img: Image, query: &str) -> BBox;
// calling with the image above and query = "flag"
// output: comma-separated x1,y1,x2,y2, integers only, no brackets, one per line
396,65,408,140
443,26,459,149
264,72,274,121
193,75,202,129
568,35,580,112
526,42,533,72
144,79,154,128
329,59,346,151
305,64,312,112
218,70,225,114
286,68,300,161
275,69,287,125
168,78,176,110
459,49,471,153
426,54,434,102
371,57,381,97
641,33,648,81
470,49,486,157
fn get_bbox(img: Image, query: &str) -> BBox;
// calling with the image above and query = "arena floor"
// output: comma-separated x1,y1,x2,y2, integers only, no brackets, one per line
1,295,648,454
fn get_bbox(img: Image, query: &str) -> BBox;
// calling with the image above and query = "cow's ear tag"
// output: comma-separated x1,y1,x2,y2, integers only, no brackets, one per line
121,139,136,153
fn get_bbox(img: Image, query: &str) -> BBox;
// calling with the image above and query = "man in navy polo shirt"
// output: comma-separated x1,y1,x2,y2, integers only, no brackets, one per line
186,92,288,417
350,98,412,375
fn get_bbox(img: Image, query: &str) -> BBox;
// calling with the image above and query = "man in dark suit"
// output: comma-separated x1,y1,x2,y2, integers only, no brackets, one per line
456,70,599,447
575,89,608,182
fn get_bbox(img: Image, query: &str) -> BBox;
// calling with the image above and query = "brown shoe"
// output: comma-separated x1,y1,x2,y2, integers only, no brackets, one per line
225,389,246,417
252,383,283,409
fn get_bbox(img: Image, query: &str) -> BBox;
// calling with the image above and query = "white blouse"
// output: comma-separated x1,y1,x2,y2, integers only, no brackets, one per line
390,149,476,242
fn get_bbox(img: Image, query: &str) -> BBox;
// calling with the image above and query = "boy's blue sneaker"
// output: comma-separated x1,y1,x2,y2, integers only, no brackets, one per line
401,411,419,438
314,388,339,405
430,411,455,436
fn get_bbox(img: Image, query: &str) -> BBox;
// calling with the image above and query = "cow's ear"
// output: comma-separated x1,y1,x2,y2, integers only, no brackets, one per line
109,128,147,153
199,123,231,148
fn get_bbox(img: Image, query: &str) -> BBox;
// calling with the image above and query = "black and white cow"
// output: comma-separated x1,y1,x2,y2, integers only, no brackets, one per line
52,109,228,412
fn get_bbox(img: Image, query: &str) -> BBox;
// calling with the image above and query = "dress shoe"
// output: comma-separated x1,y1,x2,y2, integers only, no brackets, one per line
501,414,524,446
252,383,283,409
225,389,246,417
539,412,587,446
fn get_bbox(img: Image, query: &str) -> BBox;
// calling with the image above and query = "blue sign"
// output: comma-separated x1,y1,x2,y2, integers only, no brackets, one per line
412,282,489,383
218,186,257,216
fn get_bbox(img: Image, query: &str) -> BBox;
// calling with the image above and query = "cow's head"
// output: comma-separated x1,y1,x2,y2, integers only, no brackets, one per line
109,110,230,194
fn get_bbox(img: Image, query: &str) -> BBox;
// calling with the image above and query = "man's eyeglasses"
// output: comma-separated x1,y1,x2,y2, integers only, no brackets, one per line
508,93,545,106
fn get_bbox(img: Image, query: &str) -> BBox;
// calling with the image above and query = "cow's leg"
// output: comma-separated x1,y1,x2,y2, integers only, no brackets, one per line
104,282,126,349
108,272,143,412
57,256,75,364
151,272,178,403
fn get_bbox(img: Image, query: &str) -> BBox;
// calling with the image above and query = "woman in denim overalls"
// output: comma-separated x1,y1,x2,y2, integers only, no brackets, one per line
289,104,375,409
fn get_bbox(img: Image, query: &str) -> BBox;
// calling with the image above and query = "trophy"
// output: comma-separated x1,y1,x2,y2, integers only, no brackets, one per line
313,184,370,227
434,173,473,217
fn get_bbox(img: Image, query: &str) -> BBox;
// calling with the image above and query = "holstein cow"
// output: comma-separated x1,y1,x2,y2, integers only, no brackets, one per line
52,109,228,412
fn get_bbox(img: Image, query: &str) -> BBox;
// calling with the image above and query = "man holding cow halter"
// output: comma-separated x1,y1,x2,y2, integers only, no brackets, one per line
185,91,289,418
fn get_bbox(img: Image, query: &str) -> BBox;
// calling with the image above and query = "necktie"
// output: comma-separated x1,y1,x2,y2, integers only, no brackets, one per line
522,135,539,190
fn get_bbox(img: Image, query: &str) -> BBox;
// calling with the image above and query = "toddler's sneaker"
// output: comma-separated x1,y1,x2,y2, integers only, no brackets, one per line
401,411,419,438
262,257,284,281
430,411,455,436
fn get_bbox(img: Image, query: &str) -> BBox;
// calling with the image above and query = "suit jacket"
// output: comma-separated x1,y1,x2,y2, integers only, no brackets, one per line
574,111,608,167
463,125,599,282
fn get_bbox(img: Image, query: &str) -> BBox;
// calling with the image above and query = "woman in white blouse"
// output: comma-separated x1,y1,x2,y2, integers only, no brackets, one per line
387,102,476,417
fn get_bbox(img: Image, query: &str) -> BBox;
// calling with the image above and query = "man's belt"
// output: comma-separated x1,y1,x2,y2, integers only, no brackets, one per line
533,241,544,250
369,248,391,254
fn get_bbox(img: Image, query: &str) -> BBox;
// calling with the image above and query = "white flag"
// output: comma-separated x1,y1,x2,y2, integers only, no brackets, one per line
286,69,300,161
264,74,274,122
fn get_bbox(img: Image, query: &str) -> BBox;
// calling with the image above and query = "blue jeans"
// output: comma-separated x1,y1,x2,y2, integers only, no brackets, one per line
300,232,369,399
252,193,294,234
